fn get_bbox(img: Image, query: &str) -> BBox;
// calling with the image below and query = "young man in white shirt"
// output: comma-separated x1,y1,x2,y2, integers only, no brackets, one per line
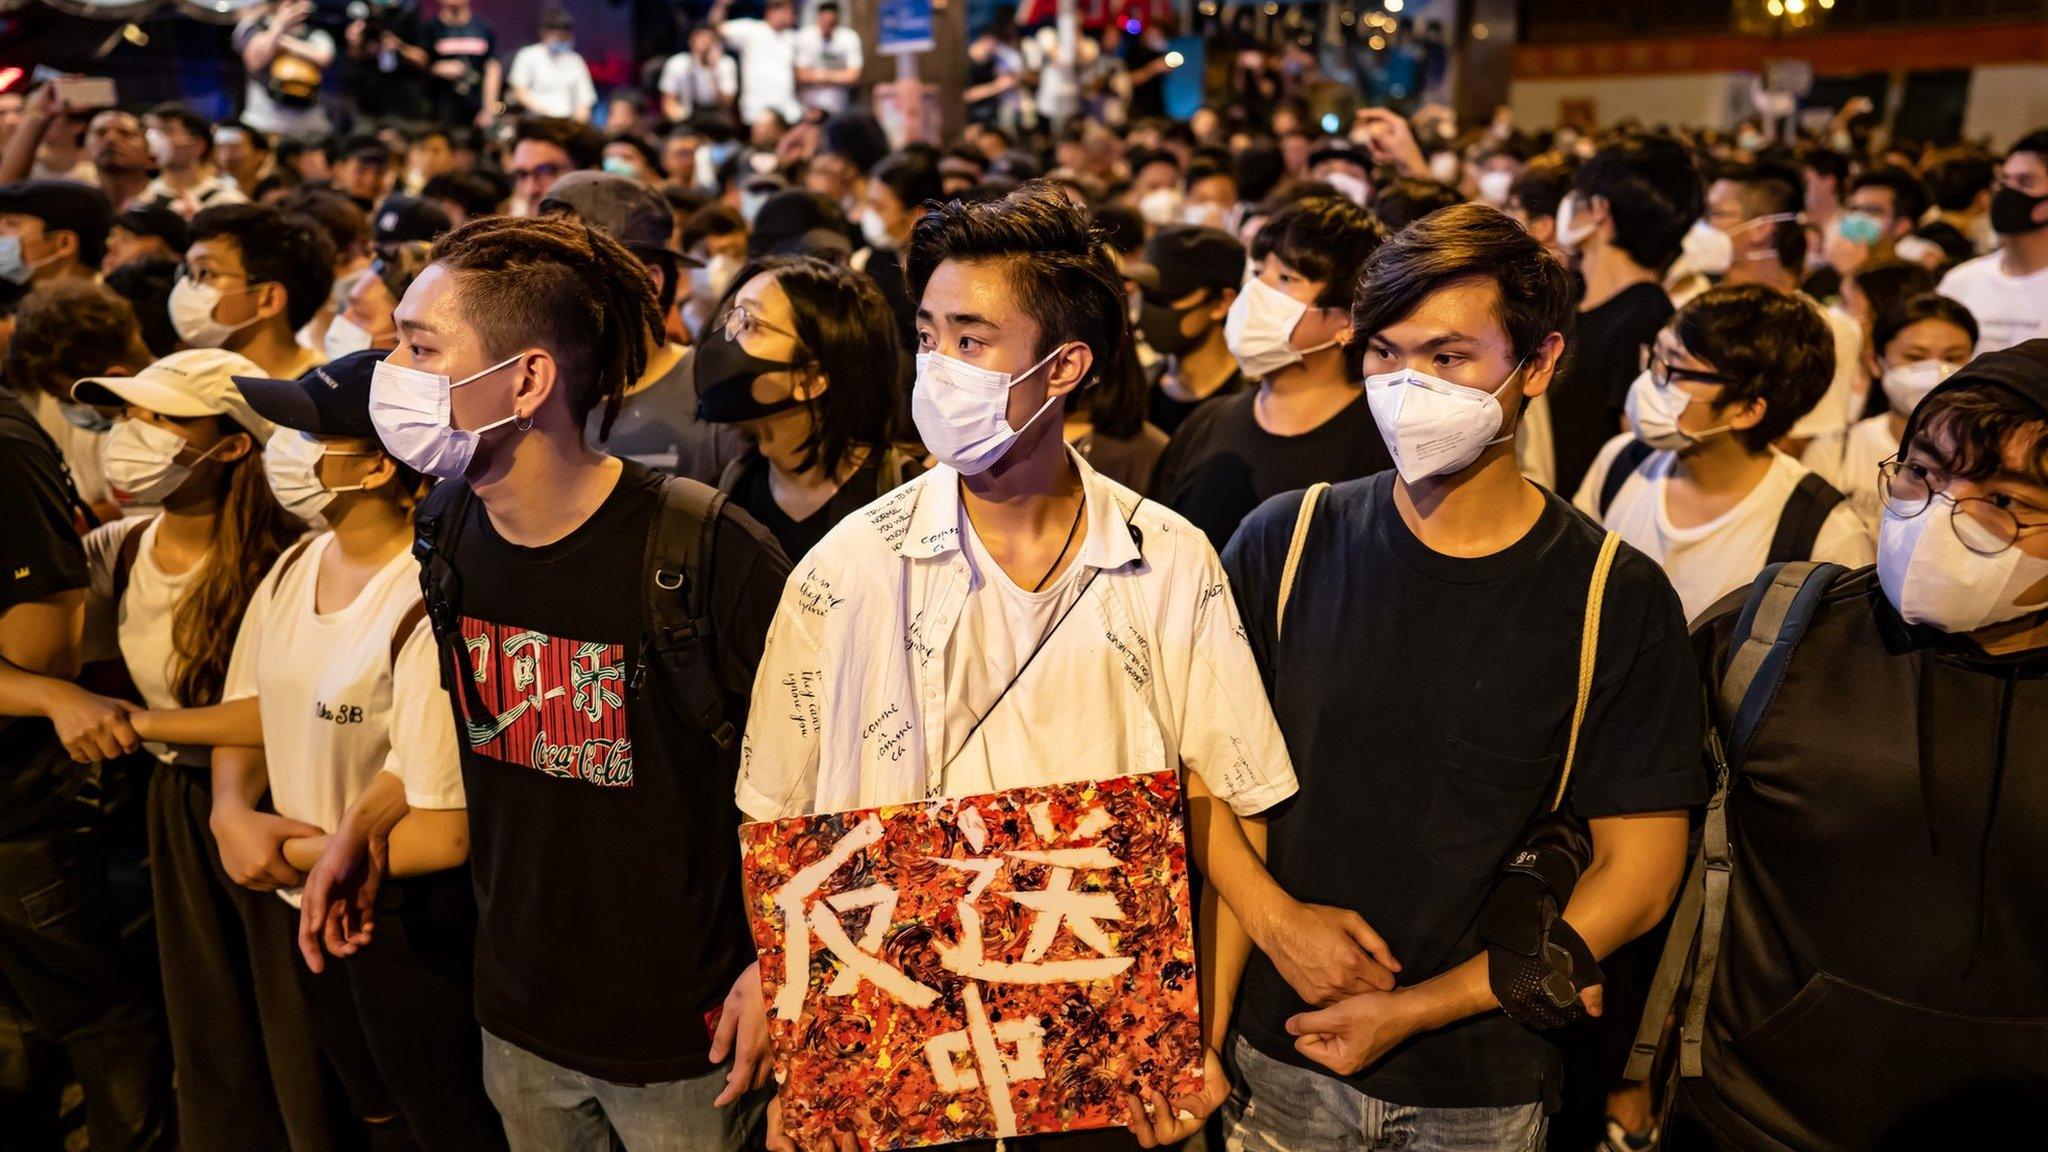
711,0,802,129
506,7,597,123
1574,283,1874,621
1939,128,2048,355
659,24,740,123
793,2,863,116
138,103,249,218
740,183,1307,1151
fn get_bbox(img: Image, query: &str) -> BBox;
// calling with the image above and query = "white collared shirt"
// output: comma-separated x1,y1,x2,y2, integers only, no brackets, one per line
737,450,1298,822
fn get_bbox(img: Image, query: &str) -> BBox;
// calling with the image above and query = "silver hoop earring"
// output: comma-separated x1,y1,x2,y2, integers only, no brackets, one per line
514,413,533,432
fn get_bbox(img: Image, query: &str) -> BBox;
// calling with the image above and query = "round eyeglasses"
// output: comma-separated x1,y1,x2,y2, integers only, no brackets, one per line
1879,456,2048,556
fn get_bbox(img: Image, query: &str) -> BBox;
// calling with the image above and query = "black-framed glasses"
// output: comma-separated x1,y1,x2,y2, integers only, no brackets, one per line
1648,354,1736,392
509,162,567,184
1879,456,2048,556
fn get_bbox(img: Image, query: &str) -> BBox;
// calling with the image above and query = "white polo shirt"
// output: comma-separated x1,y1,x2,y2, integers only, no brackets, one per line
737,449,1298,822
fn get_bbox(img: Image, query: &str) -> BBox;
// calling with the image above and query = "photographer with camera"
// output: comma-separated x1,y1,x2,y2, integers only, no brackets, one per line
345,0,433,123
234,0,336,143
426,0,503,129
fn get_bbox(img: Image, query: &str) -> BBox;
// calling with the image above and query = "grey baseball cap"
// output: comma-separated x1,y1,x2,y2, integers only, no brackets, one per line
538,170,699,266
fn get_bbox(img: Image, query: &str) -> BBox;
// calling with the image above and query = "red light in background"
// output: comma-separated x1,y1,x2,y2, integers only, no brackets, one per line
0,68,23,93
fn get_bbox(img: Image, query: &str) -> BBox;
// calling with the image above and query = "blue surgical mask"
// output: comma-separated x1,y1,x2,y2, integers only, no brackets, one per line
1838,211,1885,246
0,236,34,285
602,155,641,179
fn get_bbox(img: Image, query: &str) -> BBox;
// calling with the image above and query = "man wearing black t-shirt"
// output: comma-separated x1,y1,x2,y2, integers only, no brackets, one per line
1218,205,1703,1149
1152,198,1393,550
1135,224,1247,436
426,0,502,127
1543,134,1696,497
0,389,171,1151
302,215,789,1150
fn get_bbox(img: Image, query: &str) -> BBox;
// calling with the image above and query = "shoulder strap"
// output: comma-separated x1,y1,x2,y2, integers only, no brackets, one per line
273,537,317,584
1598,440,1657,518
1550,531,1622,812
1623,559,1843,1085
411,479,477,702
390,599,431,668
638,474,737,749
1275,482,1330,642
1764,472,1847,566
111,515,155,606
716,454,747,497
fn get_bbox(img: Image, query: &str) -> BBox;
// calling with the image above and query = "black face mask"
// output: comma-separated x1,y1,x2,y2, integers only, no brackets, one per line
1990,185,2048,236
1138,292,1212,358
693,329,810,424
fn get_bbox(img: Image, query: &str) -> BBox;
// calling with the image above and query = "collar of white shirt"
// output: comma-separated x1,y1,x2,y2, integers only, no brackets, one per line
896,446,1144,572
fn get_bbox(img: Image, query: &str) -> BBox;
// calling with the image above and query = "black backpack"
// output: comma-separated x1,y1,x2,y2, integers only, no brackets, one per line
1596,440,1847,566
1624,561,1846,1100
412,472,743,752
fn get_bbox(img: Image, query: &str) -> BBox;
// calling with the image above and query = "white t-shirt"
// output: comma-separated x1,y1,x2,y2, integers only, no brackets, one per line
719,18,801,125
84,517,202,766
658,51,739,118
1786,298,1867,441
222,534,464,906
794,24,863,114
507,42,597,120
1800,414,1899,541
1938,252,2048,355
1574,435,1875,621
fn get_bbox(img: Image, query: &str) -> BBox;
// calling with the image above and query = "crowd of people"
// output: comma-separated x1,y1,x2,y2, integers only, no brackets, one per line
1,3,2046,1152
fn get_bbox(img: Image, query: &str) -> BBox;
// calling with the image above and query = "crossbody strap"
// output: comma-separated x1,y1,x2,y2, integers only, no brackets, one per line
1275,482,1330,642
1551,531,1622,813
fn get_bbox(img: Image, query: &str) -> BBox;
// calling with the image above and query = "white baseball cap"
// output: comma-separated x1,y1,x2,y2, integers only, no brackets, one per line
73,348,275,441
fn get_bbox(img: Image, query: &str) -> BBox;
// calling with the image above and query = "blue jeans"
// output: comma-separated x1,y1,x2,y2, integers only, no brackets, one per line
480,1030,765,1152
1222,1035,1545,1152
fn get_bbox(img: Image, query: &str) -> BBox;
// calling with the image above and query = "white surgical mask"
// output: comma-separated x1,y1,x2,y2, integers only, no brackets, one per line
323,313,390,361
911,346,1063,476
1225,276,1338,380
103,417,224,505
368,352,526,480
860,208,897,252
1427,152,1461,184
1323,170,1370,207
170,276,260,349
1477,169,1515,207
1624,369,1734,452
1878,502,2048,633
146,127,175,168
1554,195,1596,253
1681,219,1736,277
1182,201,1228,229
1880,360,1957,418
1138,186,1185,227
262,430,376,521
1365,362,1524,484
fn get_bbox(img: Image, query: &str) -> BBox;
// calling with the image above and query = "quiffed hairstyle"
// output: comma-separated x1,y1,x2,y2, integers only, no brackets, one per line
1671,283,1832,452
706,256,900,477
1717,160,1807,271
906,181,1128,388
1249,196,1389,309
187,203,337,330
1351,202,1575,364
1572,132,1704,269
428,214,663,440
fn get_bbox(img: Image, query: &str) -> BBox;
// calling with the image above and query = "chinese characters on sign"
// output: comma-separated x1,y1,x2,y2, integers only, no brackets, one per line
740,771,1203,1150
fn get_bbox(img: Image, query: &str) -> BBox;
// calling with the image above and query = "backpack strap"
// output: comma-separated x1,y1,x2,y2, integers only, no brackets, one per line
636,474,737,750
389,599,431,668
715,454,748,497
1623,560,1844,1085
272,537,317,584
111,515,157,607
1597,439,1657,518
1764,472,1847,566
412,479,485,718
1275,482,1330,642
1551,531,1622,812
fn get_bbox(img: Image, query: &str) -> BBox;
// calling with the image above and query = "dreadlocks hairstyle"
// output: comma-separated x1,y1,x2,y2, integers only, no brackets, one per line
427,214,662,440
906,180,1129,389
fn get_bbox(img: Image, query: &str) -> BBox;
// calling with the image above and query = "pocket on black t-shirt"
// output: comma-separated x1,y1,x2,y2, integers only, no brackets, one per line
1421,735,1558,881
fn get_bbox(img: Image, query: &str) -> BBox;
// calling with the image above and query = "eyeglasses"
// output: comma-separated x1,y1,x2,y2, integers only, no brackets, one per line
722,303,804,351
509,162,567,184
1647,353,1735,393
1879,456,2048,555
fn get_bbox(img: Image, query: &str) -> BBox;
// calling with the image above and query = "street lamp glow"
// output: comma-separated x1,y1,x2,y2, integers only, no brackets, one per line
1786,0,1806,12
1766,0,1783,14
1385,0,1404,12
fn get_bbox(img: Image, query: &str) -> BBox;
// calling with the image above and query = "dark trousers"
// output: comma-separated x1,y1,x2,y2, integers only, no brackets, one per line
0,799,172,1152
299,868,507,1152
149,762,347,1152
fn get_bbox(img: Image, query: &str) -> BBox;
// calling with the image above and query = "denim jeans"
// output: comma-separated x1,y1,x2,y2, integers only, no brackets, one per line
480,1029,765,1152
1221,1034,1546,1152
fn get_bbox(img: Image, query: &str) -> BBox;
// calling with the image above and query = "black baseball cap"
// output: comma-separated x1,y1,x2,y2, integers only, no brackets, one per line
232,349,390,440
1308,138,1370,173
1130,225,1245,297
112,203,189,253
0,179,113,251
372,194,452,247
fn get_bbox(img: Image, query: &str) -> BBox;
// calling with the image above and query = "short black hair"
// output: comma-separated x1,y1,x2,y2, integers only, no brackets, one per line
1847,165,1932,225
606,132,662,173
514,115,605,171
1351,202,1574,365
103,255,182,357
1874,291,1979,359
1572,132,1703,269
1910,373,2048,487
1510,151,1577,222
2006,129,2048,163
1250,196,1389,309
869,153,943,213
1717,160,1807,271
1847,258,1935,339
816,1,841,13
1925,151,1996,213
906,181,1128,388
1371,177,1462,233
1800,146,1851,186
1671,283,1832,452
147,102,213,157
1089,203,1145,255
422,169,509,220
187,203,337,330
